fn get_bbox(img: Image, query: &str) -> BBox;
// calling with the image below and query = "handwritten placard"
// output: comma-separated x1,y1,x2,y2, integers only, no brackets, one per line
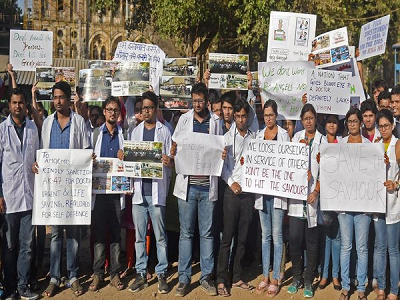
358,15,390,61
258,61,315,120
33,149,93,225
241,140,309,200
320,143,386,213
113,41,165,94
173,132,224,176
307,69,351,115
267,11,317,62
10,30,53,71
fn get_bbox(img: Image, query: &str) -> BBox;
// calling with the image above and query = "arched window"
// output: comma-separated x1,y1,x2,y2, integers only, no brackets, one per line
101,46,106,60
92,45,99,60
57,42,64,58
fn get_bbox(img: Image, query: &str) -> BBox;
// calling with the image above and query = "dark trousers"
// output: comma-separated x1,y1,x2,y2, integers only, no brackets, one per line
216,188,254,285
92,195,122,278
289,216,319,285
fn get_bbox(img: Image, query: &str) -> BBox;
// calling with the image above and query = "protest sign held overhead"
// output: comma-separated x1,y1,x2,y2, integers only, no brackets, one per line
208,53,249,90
33,149,93,225
307,69,351,115
311,27,350,68
173,132,225,176
241,140,309,200
35,67,75,101
267,11,317,62
258,61,315,120
111,61,150,96
10,29,53,71
358,15,390,61
320,143,386,213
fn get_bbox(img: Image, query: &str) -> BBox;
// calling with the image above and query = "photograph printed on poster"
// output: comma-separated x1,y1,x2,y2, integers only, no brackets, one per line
295,17,310,46
35,67,75,100
208,53,248,75
160,98,192,110
163,58,197,77
272,18,289,42
160,76,196,98
79,69,112,101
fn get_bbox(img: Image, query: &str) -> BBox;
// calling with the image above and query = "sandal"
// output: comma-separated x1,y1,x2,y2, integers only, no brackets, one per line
120,267,134,279
217,284,230,297
232,281,253,290
71,280,83,297
358,294,367,300
89,275,103,292
267,284,279,297
339,290,349,300
256,279,269,294
44,282,58,298
109,275,124,291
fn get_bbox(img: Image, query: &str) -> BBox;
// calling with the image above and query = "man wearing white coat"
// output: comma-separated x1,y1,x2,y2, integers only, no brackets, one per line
0,89,39,300
34,81,91,298
128,91,173,294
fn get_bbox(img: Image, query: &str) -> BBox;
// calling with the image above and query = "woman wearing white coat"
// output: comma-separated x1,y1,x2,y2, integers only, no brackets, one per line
254,100,289,297
287,104,324,298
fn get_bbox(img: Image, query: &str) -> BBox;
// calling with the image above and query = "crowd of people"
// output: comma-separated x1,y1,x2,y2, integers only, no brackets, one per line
1,60,400,300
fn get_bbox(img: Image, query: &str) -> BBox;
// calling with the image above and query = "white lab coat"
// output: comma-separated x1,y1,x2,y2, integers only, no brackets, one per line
92,123,125,210
172,109,223,201
41,110,91,150
288,129,326,228
0,116,39,214
254,125,290,210
130,120,172,206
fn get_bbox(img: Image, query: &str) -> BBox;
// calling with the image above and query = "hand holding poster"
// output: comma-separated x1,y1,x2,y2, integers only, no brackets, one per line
267,11,317,62
358,15,390,61
258,61,315,120
311,27,350,68
241,140,309,200
307,69,351,115
92,158,132,194
320,143,386,213
10,30,53,71
33,149,93,225
124,141,163,179
173,132,225,176
208,53,249,90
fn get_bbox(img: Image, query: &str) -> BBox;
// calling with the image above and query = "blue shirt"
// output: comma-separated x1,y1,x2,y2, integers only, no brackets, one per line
49,113,72,149
100,126,120,158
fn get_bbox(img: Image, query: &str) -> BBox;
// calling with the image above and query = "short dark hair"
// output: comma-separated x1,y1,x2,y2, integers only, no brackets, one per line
209,89,220,105
191,82,208,101
52,81,71,100
391,85,400,97
360,99,378,115
376,108,394,125
263,99,278,116
234,99,250,115
220,91,236,107
373,79,388,91
9,88,26,103
378,90,391,104
142,91,158,108
300,103,317,119
90,105,103,115
345,107,363,124
102,96,121,110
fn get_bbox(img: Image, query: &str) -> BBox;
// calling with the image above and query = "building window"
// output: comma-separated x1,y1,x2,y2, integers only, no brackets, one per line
57,29,63,38
101,46,106,60
57,42,64,58
93,45,99,60
58,0,63,11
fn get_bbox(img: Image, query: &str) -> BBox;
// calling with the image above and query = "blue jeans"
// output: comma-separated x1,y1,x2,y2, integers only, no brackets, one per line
132,195,168,276
178,185,215,284
374,216,400,295
259,196,284,280
2,211,34,291
50,225,80,285
338,213,371,292
320,216,341,279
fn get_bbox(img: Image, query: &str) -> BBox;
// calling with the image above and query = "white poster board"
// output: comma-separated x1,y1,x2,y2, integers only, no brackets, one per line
307,69,351,115
358,15,390,61
258,61,315,120
33,149,93,225
173,132,224,176
267,11,317,62
241,140,309,200
320,143,386,213
10,30,53,71
311,27,350,68
113,42,165,94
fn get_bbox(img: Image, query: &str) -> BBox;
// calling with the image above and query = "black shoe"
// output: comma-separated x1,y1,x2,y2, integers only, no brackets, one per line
174,283,189,297
157,274,169,294
200,276,217,296
17,287,39,300
128,274,148,293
